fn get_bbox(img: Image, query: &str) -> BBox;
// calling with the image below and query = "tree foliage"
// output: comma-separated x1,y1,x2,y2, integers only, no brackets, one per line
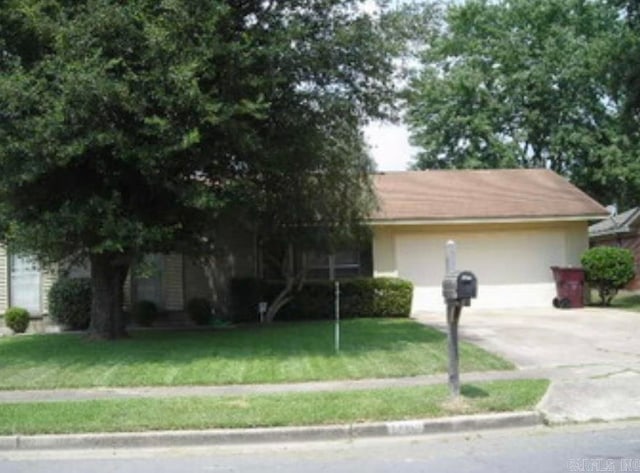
0,0,401,338
406,0,640,207
609,0,640,129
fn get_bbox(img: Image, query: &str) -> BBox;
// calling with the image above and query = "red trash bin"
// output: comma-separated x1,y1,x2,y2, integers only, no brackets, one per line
550,266,585,309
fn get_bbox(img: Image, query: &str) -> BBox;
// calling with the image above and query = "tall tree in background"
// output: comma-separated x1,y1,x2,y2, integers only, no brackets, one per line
0,0,401,338
406,0,640,207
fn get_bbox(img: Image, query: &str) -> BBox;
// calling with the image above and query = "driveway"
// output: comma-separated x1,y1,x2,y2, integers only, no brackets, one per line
415,307,640,369
414,307,640,423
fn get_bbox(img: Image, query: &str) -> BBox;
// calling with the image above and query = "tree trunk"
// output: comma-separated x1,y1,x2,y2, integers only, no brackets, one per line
264,244,306,323
264,277,294,323
88,253,131,339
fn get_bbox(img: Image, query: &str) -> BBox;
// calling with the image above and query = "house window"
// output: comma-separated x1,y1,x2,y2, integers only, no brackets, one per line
305,249,361,280
134,254,163,309
10,254,41,314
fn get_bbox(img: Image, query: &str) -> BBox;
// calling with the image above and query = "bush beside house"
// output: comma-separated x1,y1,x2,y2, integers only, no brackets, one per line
581,246,635,306
132,300,159,327
231,277,413,322
186,297,213,326
48,278,92,330
3,307,30,334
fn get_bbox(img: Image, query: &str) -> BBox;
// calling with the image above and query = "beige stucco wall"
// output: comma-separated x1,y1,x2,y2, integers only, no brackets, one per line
373,220,589,313
372,226,398,278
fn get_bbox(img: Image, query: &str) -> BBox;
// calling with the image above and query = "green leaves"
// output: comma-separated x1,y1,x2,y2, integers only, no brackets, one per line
406,0,639,206
0,0,397,264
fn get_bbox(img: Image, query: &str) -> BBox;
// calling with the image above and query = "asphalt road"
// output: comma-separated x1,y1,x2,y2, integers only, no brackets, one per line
2,422,640,473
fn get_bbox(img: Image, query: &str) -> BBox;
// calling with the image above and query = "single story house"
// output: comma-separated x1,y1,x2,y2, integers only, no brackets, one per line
0,169,607,318
589,207,640,290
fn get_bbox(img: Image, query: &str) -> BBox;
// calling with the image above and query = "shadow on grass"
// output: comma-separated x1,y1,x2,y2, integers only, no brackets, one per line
611,294,640,309
0,319,448,369
460,384,490,398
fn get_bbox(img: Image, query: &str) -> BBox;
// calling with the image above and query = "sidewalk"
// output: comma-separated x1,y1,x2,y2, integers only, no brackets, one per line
0,368,549,404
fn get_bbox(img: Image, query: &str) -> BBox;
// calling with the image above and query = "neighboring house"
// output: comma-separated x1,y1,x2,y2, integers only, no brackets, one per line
589,207,640,290
0,168,608,318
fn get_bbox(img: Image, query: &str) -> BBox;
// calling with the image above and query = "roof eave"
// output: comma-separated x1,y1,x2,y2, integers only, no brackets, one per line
589,227,634,239
369,214,609,226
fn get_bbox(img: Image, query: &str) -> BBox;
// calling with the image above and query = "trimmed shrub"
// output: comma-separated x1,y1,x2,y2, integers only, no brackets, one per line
187,297,212,326
230,277,413,322
48,278,92,330
4,307,30,334
132,300,158,327
581,246,635,306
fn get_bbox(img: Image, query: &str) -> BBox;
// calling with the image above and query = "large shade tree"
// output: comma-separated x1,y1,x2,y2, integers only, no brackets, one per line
406,0,640,207
0,0,401,338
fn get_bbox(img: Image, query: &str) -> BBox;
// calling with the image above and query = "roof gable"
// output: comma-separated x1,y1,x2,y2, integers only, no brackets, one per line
372,169,607,223
589,207,640,237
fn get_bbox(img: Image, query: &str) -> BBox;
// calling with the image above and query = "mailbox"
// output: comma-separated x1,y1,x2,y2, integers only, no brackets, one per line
442,271,478,305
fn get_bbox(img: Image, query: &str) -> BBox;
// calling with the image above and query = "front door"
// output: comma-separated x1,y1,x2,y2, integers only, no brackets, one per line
10,254,41,314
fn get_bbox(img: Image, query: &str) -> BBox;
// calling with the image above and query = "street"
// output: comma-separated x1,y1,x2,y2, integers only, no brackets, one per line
2,422,639,473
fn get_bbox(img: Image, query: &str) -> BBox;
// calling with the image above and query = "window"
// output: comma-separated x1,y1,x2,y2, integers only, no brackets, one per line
305,249,360,280
134,254,163,308
333,250,360,278
10,254,41,314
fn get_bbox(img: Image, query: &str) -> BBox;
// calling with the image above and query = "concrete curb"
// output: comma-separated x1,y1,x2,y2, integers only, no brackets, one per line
0,411,542,451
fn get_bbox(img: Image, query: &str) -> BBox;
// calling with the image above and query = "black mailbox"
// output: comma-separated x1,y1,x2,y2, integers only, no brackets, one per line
457,271,477,300
442,271,478,304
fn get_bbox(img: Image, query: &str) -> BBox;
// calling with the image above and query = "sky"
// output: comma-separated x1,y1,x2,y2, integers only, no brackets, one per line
364,120,417,171
360,0,420,172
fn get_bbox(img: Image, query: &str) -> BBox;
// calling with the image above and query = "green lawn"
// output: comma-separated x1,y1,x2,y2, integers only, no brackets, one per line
589,289,640,311
0,319,513,390
0,379,548,435
610,291,640,311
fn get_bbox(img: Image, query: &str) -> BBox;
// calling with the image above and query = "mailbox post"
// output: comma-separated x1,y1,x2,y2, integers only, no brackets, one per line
442,241,477,397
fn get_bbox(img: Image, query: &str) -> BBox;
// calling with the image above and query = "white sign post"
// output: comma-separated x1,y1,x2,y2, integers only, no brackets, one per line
335,281,340,353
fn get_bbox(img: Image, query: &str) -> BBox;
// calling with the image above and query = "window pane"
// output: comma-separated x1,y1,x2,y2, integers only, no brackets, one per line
307,268,331,280
334,266,360,279
306,252,330,269
334,250,359,266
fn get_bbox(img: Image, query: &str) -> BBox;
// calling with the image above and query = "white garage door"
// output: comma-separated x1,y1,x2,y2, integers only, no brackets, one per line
395,228,566,312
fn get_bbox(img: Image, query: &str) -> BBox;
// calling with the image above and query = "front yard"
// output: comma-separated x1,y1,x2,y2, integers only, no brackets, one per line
0,319,513,390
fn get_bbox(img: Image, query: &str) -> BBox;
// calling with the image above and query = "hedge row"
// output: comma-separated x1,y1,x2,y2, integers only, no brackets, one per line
231,277,413,322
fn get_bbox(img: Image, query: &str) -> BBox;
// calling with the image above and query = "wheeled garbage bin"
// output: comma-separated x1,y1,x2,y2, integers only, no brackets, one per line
550,266,585,309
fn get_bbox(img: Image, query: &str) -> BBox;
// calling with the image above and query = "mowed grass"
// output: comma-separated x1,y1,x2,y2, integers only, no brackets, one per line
610,291,640,311
0,379,548,435
0,319,513,390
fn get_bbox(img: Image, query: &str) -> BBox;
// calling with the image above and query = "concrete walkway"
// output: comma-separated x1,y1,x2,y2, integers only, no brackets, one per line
0,368,550,404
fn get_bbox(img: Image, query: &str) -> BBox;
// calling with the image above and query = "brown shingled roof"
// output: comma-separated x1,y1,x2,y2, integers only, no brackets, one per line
372,169,607,222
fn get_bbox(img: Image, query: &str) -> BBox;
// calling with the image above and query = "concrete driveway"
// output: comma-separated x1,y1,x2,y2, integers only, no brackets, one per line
415,307,640,369
414,307,640,423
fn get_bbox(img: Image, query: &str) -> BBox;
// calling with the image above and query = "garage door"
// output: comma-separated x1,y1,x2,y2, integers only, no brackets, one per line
395,228,565,312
